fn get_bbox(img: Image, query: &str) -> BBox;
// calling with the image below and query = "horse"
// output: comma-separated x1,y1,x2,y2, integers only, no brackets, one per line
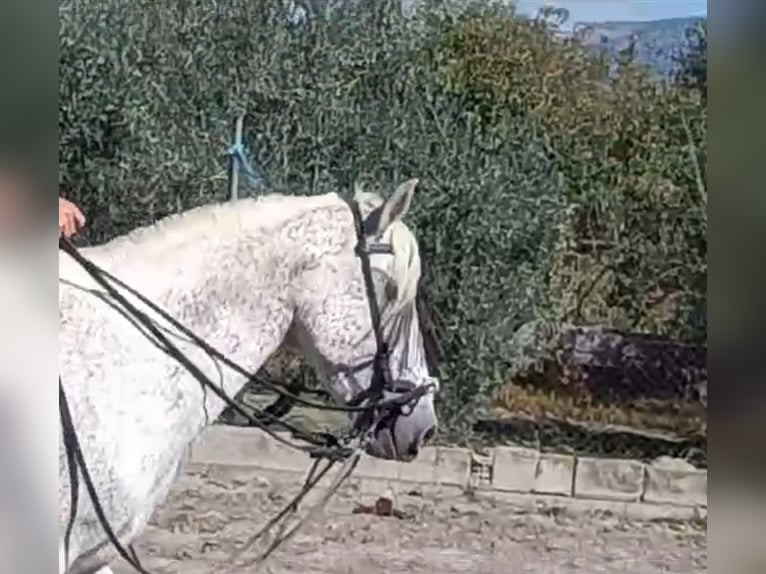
57,179,440,574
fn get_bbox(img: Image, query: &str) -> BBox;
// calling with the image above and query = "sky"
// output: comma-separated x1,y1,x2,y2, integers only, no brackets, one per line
515,1,707,27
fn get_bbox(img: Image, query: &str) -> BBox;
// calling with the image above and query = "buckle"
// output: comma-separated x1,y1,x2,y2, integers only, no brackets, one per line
356,243,393,256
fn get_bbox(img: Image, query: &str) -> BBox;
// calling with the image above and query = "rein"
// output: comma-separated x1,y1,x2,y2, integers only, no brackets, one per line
58,197,431,572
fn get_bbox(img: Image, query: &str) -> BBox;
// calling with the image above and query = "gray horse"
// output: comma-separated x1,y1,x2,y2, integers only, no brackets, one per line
57,180,439,574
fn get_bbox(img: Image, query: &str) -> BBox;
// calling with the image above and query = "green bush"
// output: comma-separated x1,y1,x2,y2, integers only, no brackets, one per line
430,1,706,343
59,0,705,441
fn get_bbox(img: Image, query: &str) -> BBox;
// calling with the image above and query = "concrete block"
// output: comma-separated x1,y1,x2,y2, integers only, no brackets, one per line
574,457,645,502
643,458,707,507
189,426,270,465
491,446,539,493
181,444,192,465
534,452,575,496
480,490,707,523
398,446,438,483
468,452,493,489
266,432,317,473
354,453,401,480
190,427,311,473
435,447,471,487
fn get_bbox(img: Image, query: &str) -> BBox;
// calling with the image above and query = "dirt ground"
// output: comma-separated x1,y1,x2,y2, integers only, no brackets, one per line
112,464,707,574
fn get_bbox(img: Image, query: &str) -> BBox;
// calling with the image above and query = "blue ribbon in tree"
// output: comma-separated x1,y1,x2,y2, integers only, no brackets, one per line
226,119,266,198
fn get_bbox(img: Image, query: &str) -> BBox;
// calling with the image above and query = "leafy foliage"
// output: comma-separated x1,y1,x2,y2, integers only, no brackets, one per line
432,2,706,344
59,0,706,441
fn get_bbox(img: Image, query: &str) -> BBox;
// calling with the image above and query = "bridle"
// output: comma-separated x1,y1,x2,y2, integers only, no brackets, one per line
345,194,396,404
341,196,435,443
58,196,434,573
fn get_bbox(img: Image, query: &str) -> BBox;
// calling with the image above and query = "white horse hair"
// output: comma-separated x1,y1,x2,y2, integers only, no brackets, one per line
57,179,439,574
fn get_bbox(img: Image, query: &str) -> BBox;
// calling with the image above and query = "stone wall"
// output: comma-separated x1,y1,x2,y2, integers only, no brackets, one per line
188,426,707,517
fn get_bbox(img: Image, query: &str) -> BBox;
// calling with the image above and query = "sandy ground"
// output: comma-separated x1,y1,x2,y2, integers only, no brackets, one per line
112,463,707,574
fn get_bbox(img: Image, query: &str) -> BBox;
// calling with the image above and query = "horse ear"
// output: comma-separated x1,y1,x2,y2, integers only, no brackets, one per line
370,178,418,234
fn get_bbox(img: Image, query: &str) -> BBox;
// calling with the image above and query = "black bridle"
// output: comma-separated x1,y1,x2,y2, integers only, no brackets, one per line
344,195,396,403
58,197,433,572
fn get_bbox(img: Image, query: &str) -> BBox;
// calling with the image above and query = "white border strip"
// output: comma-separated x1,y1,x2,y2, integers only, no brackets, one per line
188,426,706,510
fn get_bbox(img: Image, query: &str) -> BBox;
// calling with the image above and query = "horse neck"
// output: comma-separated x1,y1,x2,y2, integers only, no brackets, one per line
74,205,302,422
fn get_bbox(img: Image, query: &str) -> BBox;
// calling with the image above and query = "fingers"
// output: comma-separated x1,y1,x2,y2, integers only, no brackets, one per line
59,200,85,238
63,217,80,238
59,213,75,238
68,207,85,233
73,206,86,227
66,200,86,226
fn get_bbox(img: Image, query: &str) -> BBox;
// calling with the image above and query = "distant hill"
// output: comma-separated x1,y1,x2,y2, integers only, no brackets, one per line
572,16,706,78
292,3,705,79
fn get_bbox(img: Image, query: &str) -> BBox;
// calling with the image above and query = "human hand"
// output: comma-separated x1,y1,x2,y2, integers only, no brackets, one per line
59,197,85,238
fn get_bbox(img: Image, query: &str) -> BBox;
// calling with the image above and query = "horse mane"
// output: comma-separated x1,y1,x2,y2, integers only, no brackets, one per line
415,250,443,376
354,185,442,374
95,193,337,255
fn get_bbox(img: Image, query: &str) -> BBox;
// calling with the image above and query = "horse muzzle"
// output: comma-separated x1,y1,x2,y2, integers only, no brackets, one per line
363,387,437,462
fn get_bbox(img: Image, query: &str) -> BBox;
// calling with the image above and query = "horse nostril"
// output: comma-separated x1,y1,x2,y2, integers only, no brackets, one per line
409,425,436,457
407,442,420,458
